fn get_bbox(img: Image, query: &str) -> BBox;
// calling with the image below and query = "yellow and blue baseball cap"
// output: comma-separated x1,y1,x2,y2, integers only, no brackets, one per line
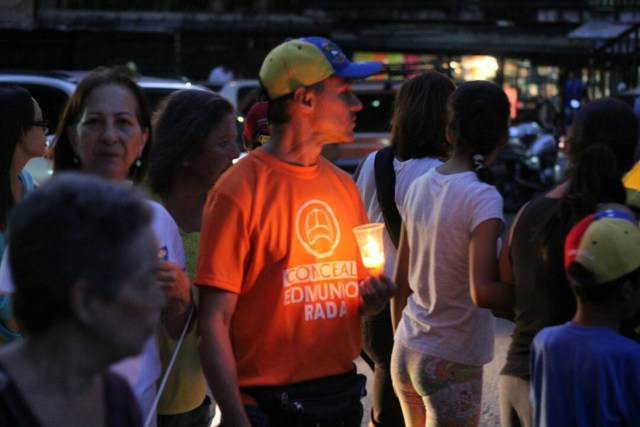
565,210,640,286
259,36,383,100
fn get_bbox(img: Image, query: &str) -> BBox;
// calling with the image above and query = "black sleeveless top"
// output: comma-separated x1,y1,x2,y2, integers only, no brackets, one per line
0,363,142,427
501,196,576,379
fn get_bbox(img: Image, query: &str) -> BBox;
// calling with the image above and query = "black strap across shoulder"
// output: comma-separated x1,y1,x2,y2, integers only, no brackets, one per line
374,146,401,248
0,364,41,427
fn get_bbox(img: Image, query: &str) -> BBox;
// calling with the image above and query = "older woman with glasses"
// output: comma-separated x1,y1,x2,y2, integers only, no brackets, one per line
0,86,48,344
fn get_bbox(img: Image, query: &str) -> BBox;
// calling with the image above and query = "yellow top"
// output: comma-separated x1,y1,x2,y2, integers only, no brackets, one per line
157,231,208,415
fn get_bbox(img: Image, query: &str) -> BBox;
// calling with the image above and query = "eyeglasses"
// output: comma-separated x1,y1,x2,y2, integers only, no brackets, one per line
32,120,49,134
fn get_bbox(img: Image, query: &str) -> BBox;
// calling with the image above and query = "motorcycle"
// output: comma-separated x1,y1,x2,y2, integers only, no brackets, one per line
492,121,566,212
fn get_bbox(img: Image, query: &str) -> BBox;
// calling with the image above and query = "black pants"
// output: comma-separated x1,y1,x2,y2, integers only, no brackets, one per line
157,395,212,427
362,303,405,427
242,367,365,427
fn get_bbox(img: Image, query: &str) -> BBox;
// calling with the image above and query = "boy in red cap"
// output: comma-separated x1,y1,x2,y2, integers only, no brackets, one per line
530,209,640,427
242,101,270,151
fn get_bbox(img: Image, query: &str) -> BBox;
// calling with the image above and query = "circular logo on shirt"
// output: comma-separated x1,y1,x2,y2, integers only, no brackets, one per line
295,200,341,258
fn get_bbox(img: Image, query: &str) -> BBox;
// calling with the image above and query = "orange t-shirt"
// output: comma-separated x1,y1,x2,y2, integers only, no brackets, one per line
196,149,369,387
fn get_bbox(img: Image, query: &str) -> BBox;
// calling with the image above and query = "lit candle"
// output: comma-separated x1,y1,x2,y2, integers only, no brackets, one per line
353,223,385,276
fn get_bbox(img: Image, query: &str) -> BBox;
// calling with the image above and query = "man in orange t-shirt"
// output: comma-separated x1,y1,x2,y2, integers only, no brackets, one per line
196,36,397,427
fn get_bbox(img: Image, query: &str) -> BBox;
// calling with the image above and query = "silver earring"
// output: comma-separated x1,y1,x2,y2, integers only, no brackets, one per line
135,158,142,168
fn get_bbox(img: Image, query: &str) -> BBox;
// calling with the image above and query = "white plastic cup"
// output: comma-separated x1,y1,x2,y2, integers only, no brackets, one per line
352,223,385,275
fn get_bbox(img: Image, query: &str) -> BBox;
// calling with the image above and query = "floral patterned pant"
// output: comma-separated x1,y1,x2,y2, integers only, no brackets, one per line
391,343,483,427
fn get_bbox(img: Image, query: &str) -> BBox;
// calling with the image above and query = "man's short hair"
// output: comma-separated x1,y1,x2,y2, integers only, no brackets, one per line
8,173,152,335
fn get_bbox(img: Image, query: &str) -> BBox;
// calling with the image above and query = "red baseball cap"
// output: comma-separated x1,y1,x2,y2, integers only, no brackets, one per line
565,210,640,285
243,102,270,146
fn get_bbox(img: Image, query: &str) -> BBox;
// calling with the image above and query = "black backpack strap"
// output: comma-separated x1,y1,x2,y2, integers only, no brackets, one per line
374,146,402,248
0,366,40,426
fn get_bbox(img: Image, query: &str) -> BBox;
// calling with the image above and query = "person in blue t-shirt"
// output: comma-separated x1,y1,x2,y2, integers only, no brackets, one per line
530,209,640,427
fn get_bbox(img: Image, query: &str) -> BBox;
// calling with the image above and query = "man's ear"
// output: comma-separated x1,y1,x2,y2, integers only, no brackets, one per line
71,279,97,326
293,87,313,108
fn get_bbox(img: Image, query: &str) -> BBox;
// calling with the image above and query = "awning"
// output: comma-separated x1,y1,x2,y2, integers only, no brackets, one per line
568,20,633,40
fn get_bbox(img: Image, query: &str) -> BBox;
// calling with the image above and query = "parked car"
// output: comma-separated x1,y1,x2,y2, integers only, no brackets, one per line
218,79,261,116
0,70,209,183
218,78,401,173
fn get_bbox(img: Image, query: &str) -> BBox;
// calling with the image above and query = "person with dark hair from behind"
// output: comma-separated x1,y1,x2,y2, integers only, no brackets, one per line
391,80,513,427
0,86,48,344
498,97,639,427
354,71,455,427
0,172,167,426
530,209,640,427
242,101,270,152
149,89,239,426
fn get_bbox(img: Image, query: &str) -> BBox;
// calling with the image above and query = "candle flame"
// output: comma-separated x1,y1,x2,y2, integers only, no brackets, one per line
353,223,386,276
362,235,384,269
